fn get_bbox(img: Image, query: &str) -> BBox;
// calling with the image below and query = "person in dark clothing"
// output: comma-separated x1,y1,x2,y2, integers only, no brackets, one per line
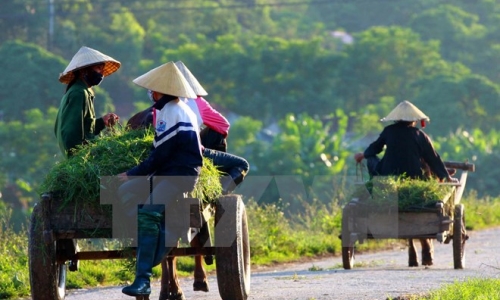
354,100,457,268
354,100,455,183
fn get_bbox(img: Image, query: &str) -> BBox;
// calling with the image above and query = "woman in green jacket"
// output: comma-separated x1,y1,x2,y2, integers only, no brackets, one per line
54,46,121,157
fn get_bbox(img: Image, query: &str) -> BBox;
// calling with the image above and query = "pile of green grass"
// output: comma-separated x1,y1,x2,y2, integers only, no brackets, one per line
39,127,222,209
351,176,454,212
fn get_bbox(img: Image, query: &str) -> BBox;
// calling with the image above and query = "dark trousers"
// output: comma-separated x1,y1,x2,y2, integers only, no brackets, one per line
366,156,381,178
200,127,227,152
203,148,249,185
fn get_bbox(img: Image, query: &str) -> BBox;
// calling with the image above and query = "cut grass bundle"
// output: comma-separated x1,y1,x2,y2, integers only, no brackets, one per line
40,127,222,209
351,176,454,213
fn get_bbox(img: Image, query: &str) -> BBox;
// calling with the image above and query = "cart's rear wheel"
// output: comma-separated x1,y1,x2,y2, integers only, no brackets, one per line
215,195,250,300
342,205,355,270
453,204,466,269
29,203,67,300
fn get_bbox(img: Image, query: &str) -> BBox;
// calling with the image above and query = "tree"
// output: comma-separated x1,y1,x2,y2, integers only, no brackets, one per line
245,112,351,210
433,128,500,197
0,0,50,46
0,41,66,121
333,26,445,112
162,33,340,122
412,71,500,137
409,4,487,64
0,108,61,207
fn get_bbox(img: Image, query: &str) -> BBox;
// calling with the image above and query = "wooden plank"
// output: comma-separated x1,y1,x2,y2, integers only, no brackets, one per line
444,161,475,172
454,171,468,205
50,210,112,230
71,247,217,261
352,212,451,239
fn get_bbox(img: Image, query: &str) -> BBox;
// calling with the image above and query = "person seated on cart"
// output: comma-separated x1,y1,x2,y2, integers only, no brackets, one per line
175,60,230,153
117,61,203,298
353,100,457,266
126,68,249,195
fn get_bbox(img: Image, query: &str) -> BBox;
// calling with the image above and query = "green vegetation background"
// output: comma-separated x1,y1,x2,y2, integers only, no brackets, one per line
1,0,500,298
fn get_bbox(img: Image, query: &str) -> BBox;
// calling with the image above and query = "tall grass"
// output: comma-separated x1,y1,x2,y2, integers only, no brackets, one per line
423,278,500,300
0,205,30,299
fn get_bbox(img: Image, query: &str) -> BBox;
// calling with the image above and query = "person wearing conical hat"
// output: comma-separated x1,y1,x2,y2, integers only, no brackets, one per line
116,62,203,298
354,100,457,267
173,61,248,189
354,100,453,181
174,61,230,152
54,46,121,157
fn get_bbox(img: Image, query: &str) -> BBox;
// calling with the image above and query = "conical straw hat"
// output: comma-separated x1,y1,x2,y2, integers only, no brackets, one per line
174,61,208,96
133,62,197,99
59,46,121,84
380,100,430,122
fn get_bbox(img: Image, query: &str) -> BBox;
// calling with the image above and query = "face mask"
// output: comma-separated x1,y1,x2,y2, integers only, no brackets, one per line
84,69,104,87
147,90,154,102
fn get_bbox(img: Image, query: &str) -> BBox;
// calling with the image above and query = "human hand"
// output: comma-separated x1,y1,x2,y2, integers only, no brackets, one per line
446,177,459,184
103,113,120,127
117,172,128,182
354,152,364,163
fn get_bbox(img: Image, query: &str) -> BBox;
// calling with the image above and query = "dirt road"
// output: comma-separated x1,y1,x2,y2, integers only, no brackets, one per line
65,227,500,300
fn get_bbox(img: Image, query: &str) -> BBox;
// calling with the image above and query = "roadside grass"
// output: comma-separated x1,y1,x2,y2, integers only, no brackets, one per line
387,278,500,300
461,190,500,230
0,209,30,299
418,278,500,300
1,190,500,299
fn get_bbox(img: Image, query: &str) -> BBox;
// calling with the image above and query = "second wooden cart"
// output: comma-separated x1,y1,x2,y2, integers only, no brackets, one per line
341,161,475,270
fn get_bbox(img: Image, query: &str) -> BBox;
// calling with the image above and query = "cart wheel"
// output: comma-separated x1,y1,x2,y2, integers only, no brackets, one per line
341,205,355,270
215,195,250,300
453,204,466,269
29,203,67,300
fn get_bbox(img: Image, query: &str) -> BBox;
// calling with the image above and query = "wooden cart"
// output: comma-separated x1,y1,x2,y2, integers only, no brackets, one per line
28,193,250,300
341,161,475,270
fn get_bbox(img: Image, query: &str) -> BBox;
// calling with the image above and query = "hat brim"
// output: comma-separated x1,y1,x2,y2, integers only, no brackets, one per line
133,62,197,99
381,101,430,122
59,46,121,84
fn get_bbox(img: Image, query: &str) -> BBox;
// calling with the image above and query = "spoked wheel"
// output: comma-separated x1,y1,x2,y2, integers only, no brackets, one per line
453,204,466,269
215,195,250,300
29,202,67,300
342,205,355,270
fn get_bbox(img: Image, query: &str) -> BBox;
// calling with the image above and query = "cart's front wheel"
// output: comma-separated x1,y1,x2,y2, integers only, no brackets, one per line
453,204,466,269
341,205,355,269
215,195,250,300
29,203,67,300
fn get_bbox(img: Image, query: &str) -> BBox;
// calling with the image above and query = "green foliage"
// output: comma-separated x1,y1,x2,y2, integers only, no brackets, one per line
460,191,500,230
352,176,454,212
40,127,222,207
433,128,500,197
334,26,444,112
246,198,341,264
413,72,500,135
423,278,500,300
0,41,67,122
0,207,29,299
409,4,487,64
0,108,61,213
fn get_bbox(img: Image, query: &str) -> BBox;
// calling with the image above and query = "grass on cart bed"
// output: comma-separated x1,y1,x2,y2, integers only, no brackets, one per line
40,127,222,210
